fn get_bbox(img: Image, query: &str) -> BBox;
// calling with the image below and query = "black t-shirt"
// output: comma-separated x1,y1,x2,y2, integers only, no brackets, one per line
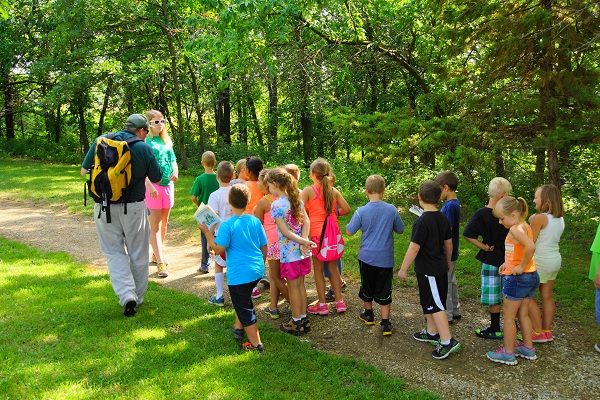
462,206,509,267
411,211,452,276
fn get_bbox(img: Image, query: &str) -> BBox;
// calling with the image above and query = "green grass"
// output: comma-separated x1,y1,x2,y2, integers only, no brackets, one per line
0,238,434,399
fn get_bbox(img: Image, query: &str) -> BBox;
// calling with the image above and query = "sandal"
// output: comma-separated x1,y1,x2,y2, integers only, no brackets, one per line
475,327,503,339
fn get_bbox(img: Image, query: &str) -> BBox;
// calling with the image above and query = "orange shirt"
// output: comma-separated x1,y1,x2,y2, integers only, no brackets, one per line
502,224,536,275
245,180,264,214
304,184,338,237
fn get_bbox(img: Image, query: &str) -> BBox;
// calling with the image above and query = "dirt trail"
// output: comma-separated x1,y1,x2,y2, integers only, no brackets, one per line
1,199,598,399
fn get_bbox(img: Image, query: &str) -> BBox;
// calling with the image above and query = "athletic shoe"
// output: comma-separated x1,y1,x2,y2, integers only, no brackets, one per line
532,331,550,343
475,327,504,340
232,326,244,340
301,317,311,333
595,343,600,353
251,287,261,299
156,263,169,277
197,267,209,275
263,307,280,320
123,300,137,317
380,321,393,336
335,300,347,313
432,338,460,359
413,329,441,344
487,347,517,365
324,287,335,302
359,310,375,325
280,319,304,336
238,341,265,354
514,342,538,360
208,295,224,307
307,303,329,315
341,280,347,291
543,331,554,342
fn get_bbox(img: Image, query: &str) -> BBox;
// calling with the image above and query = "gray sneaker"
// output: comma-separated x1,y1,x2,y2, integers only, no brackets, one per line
432,338,460,359
413,329,440,344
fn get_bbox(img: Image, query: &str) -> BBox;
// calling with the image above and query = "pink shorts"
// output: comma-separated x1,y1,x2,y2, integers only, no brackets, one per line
267,242,280,261
280,257,311,280
310,235,322,257
144,183,174,209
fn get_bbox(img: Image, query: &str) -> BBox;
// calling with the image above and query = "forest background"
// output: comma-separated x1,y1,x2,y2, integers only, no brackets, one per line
1,0,600,211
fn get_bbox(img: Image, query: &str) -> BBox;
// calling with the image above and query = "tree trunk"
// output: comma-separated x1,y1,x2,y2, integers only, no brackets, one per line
186,59,206,152
3,71,15,140
267,77,278,153
494,148,505,177
54,105,61,143
247,94,262,146
76,96,89,154
216,84,231,144
98,75,113,137
535,148,546,178
237,97,248,145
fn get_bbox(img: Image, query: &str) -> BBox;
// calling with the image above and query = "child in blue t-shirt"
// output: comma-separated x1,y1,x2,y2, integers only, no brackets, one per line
199,184,267,354
346,175,404,336
435,171,461,323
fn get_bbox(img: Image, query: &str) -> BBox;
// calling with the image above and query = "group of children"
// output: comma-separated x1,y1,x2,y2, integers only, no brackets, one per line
189,152,585,362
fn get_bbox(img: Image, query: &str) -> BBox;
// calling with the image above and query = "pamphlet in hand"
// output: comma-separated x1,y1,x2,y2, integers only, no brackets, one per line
194,203,221,229
409,204,424,217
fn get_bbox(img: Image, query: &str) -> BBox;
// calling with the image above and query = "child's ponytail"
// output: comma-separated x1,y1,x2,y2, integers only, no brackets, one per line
493,195,529,220
538,184,564,218
267,168,302,222
310,158,334,215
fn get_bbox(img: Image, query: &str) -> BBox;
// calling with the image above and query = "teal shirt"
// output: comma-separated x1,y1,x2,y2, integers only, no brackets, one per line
190,173,219,205
81,130,162,202
146,135,176,186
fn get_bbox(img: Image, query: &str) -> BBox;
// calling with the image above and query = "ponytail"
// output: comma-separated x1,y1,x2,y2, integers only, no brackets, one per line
310,158,334,215
493,195,528,220
267,167,302,222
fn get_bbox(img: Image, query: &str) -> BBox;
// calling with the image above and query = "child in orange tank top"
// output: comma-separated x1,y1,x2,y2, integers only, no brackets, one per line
487,196,540,366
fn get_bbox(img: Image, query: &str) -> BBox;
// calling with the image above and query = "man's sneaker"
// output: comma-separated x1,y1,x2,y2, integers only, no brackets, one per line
197,267,209,275
263,307,280,319
486,347,518,365
308,303,329,315
325,287,335,302
432,338,460,359
335,300,346,313
251,287,261,299
280,319,304,336
238,341,265,354
514,342,538,360
380,321,393,336
359,310,375,325
123,300,137,317
301,317,311,333
208,295,225,307
595,343,600,353
475,327,504,340
156,263,169,278
413,329,440,344
232,326,244,340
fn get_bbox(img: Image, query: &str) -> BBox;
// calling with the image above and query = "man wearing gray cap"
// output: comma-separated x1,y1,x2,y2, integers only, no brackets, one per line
80,114,162,317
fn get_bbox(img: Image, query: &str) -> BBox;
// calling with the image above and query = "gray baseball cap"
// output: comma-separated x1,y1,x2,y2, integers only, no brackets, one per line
124,114,151,129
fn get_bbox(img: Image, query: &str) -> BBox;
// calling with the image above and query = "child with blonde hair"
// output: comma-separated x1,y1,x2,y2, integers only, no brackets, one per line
527,184,565,342
267,168,315,335
302,158,351,315
487,196,539,365
254,169,289,319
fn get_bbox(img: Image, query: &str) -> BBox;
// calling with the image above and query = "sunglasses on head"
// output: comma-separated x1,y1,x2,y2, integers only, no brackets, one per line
151,119,165,125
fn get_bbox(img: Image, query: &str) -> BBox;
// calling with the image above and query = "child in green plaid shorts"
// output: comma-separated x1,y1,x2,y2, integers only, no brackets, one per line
463,177,512,339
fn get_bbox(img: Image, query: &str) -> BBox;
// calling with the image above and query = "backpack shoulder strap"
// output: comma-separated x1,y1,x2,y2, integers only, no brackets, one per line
125,135,143,145
105,132,116,140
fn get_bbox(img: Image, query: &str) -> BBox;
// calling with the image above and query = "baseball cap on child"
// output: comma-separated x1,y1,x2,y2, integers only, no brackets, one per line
124,114,151,129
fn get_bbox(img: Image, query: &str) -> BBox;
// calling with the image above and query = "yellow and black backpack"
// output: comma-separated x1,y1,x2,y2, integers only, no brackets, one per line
85,133,143,222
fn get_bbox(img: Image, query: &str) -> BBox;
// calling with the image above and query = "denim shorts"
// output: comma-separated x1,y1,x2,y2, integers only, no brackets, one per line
502,272,540,301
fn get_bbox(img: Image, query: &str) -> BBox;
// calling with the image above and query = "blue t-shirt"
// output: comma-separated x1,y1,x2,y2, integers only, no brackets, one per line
214,214,267,285
441,198,460,261
346,201,404,268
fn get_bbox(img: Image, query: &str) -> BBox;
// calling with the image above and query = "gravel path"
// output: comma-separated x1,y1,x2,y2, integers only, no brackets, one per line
1,199,598,399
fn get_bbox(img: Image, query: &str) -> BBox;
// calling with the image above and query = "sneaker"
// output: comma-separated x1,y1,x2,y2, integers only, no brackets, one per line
475,327,504,340
335,300,346,313
301,317,311,333
543,331,554,342
514,342,538,360
307,303,329,315
208,295,224,307
432,338,460,359
380,321,393,336
359,310,375,325
197,267,209,275
232,326,244,340
324,287,335,302
123,300,137,317
487,347,517,365
595,343,600,353
251,287,261,299
156,263,169,277
263,307,280,320
280,319,304,336
259,275,270,286
413,329,441,344
341,280,347,291
150,254,157,264
532,331,550,343
238,341,265,354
